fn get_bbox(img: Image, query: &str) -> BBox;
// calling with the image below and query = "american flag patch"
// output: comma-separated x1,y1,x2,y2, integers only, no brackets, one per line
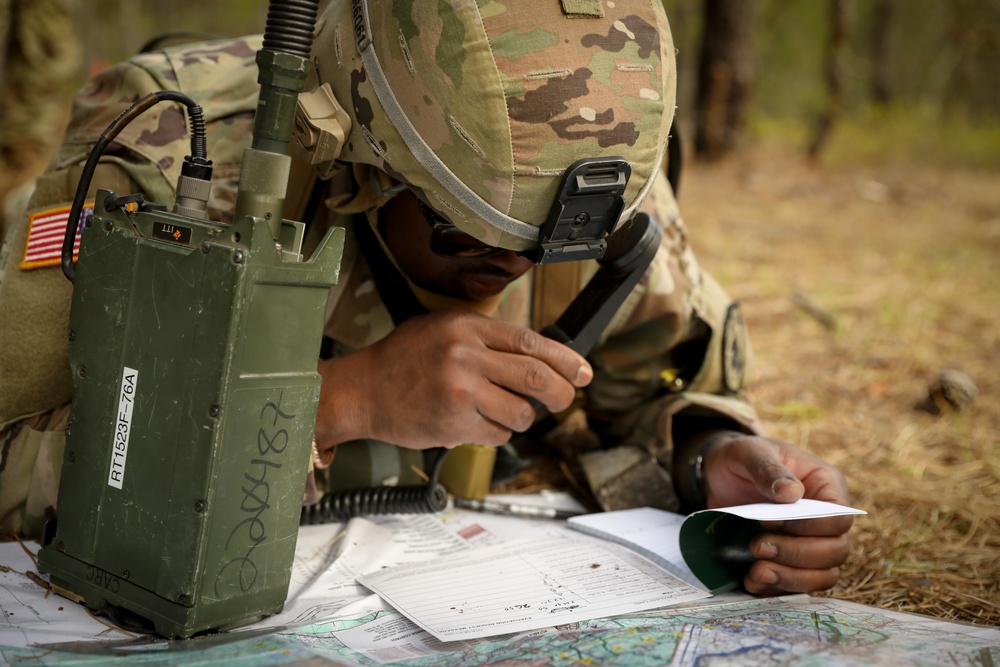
20,202,94,271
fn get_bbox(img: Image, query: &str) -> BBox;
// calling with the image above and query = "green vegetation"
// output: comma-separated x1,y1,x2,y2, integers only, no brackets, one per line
750,106,1000,171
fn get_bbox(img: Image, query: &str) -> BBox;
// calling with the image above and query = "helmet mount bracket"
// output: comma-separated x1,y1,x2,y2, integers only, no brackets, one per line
530,157,631,265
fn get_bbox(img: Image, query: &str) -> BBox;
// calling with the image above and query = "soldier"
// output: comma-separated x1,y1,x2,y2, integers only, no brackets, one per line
0,0,852,597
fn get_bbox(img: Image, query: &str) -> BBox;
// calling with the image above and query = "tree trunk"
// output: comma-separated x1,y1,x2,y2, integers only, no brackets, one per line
808,0,851,161
694,0,756,160
871,0,894,106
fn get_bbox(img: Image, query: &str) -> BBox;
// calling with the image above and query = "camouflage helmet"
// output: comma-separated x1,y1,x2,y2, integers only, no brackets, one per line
309,0,676,253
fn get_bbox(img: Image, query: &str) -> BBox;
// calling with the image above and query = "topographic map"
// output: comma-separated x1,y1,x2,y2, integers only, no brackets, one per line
285,596,1000,667
6,594,995,667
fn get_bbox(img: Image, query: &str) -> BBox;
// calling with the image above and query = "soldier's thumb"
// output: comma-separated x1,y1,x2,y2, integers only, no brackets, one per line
751,449,804,504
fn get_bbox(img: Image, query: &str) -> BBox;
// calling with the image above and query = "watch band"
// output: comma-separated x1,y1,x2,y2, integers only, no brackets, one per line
687,430,745,510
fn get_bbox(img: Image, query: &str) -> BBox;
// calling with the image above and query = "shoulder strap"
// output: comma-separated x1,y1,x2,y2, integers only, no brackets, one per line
351,214,427,325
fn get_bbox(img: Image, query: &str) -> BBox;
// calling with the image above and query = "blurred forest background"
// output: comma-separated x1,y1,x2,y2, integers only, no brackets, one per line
68,0,1000,168
2,0,998,221
1,0,998,628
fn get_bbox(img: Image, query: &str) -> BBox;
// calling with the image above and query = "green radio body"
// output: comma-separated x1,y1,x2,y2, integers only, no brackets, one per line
37,192,343,638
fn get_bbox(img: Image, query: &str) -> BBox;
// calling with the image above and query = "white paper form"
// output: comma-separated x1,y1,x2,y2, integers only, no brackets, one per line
569,506,699,586
437,507,582,547
321,509,604,660
248,509,566,631
357,537,711,641
248,513,474,629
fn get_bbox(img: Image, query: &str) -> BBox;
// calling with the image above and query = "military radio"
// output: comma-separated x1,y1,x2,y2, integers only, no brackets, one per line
37,0,343,638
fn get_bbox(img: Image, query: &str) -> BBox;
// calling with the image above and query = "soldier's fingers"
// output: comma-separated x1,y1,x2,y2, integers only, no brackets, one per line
744,562,842,596
750,533,851,570
481,351,578,415
467,380,539,437
483,322,592,388
761,514,856,538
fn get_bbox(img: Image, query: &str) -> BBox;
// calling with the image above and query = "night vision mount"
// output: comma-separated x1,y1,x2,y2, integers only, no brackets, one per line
531,156,631,265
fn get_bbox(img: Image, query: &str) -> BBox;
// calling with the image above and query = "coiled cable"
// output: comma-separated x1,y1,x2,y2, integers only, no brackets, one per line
61,90,207,283
301,448,451,524
262,0,319,58
301,483,449,525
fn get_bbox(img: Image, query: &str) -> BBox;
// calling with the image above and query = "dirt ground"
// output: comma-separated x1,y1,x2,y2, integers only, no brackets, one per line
677,142,1000,626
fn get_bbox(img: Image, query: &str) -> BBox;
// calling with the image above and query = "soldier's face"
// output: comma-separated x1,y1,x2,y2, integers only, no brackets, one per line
380,191,534,301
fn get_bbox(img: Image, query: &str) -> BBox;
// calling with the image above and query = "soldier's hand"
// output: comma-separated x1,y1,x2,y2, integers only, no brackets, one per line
314,309,592,451
702,434,853,596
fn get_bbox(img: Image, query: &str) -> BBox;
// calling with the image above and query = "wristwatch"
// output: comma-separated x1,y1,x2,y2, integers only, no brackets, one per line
686,430,745,510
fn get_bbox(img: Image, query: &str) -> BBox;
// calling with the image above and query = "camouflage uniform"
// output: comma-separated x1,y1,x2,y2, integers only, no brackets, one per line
0,1,761,538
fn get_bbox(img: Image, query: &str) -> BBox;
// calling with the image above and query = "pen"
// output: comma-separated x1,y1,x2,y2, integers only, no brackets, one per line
454,497,585,520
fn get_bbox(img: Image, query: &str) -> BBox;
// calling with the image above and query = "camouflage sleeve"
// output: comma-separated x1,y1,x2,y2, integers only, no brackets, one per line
573,169,763,513
55,35,262,220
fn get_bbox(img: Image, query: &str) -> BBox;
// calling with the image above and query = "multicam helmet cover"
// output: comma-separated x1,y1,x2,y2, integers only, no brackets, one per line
312,0,677,252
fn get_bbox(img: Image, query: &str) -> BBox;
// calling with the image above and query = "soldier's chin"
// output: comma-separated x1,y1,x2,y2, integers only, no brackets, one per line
458,274,511,300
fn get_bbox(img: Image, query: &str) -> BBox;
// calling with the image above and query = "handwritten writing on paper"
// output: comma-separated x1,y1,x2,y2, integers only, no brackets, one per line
357,537,710,641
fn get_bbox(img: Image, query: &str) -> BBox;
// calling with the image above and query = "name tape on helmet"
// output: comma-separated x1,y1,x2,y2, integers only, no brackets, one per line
352,0,371,51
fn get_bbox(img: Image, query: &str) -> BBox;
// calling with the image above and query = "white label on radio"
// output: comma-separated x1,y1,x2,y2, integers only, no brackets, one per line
107,366,138,489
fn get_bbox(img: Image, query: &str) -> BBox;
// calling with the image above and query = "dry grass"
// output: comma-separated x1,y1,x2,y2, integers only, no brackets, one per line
679,142,1000,626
